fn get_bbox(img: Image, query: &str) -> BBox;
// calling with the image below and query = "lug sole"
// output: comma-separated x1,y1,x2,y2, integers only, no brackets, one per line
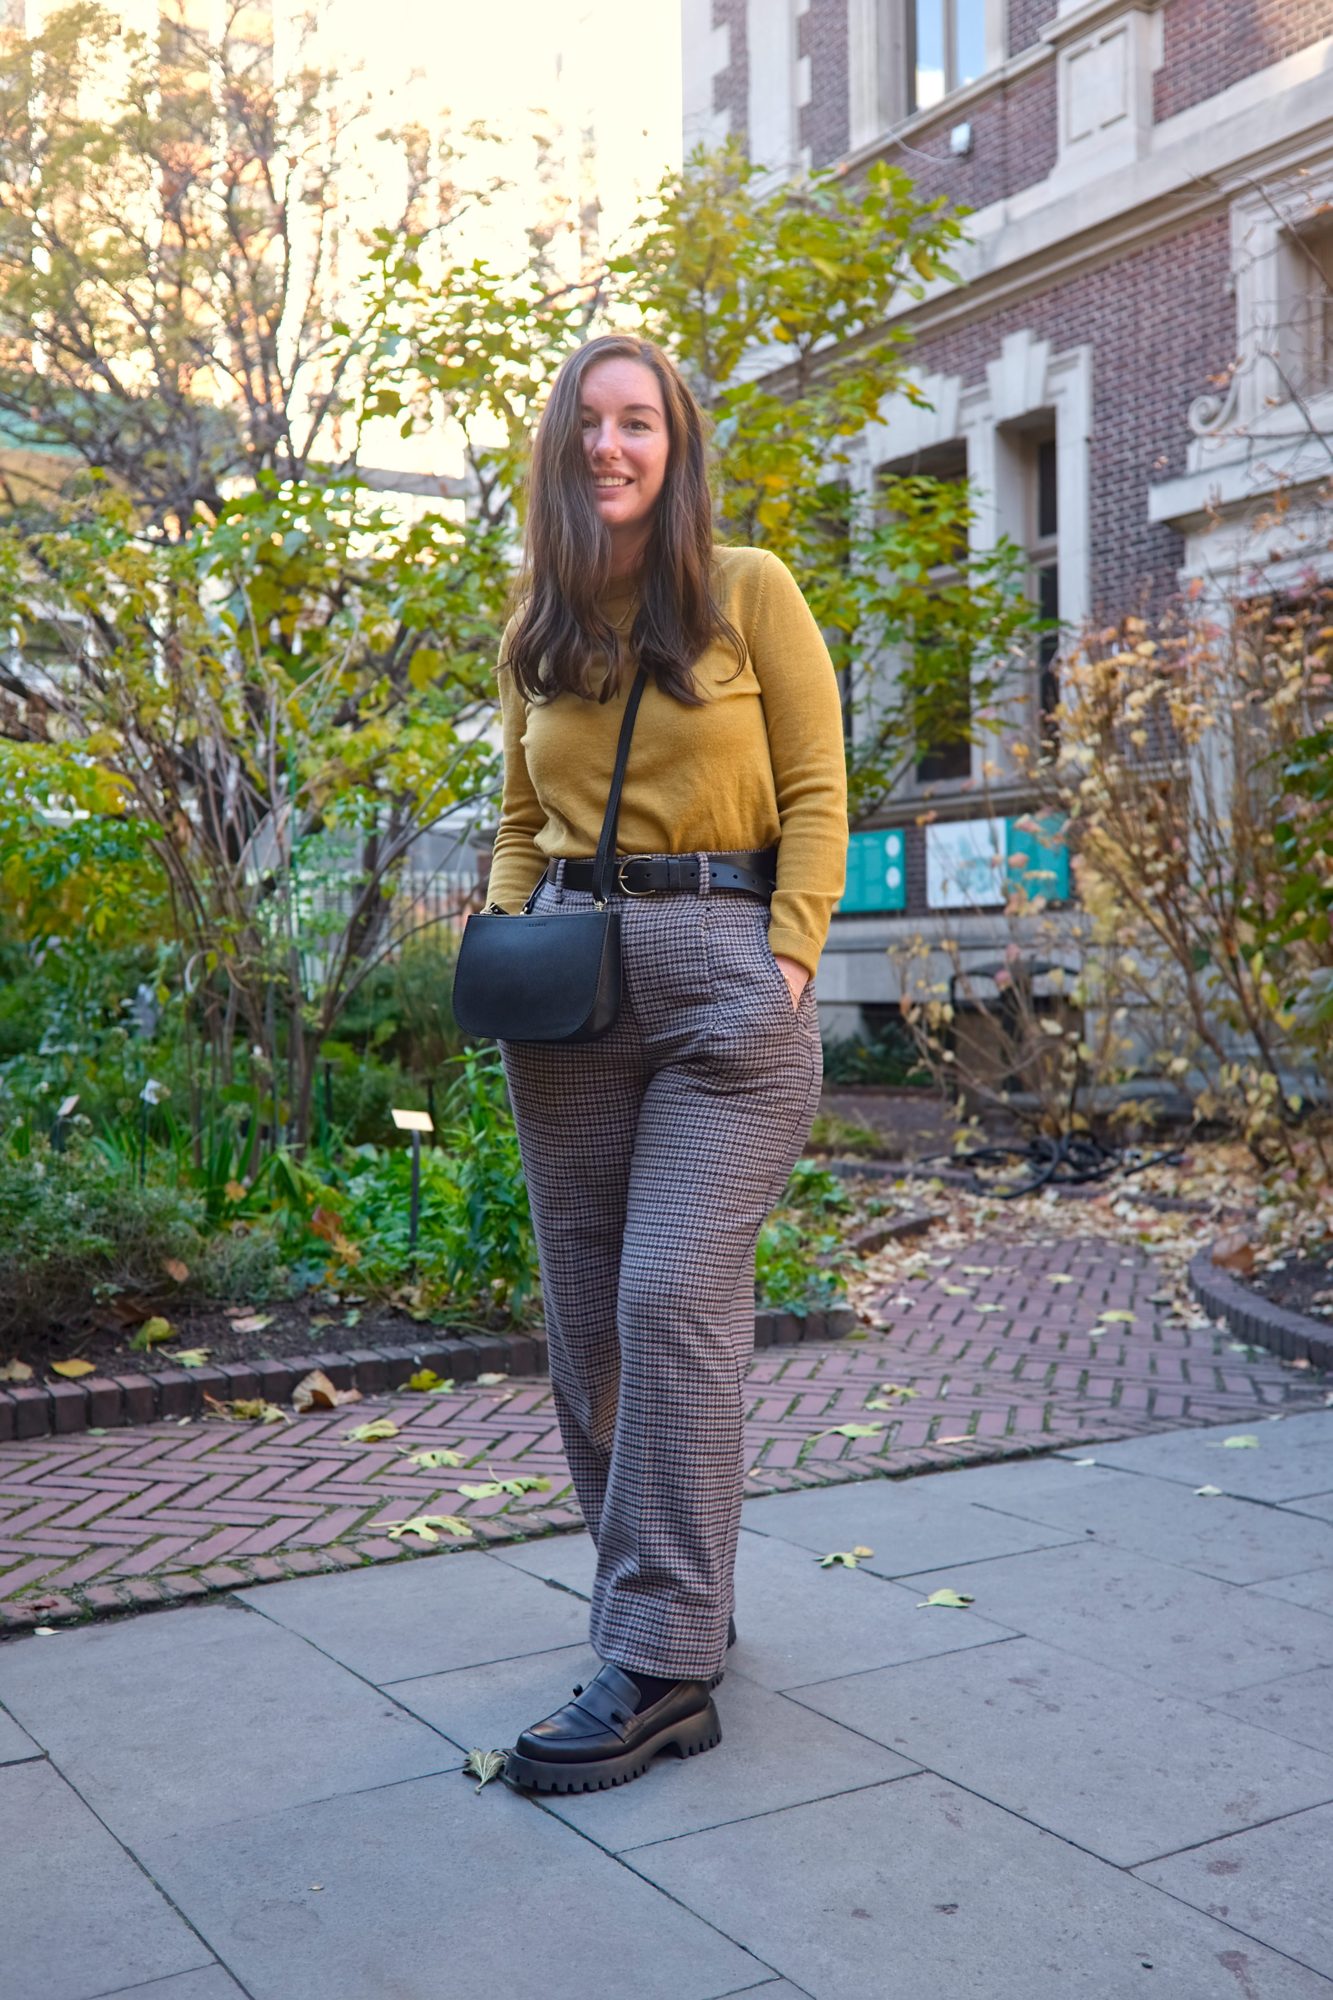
506,1698,722,1794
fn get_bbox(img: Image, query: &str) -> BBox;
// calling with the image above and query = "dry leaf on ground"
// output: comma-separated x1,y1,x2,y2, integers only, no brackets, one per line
292,1368,363,1412
50,1358,96,1378
385,1514,473,1543
462,1748,508,1791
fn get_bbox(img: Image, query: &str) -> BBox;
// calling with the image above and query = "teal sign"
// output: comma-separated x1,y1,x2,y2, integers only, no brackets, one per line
837,828,907,914
1005,813,1070,902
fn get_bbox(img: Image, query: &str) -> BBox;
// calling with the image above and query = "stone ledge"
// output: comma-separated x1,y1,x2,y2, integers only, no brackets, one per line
0,1305,865,1442
1189,1247,1333,1373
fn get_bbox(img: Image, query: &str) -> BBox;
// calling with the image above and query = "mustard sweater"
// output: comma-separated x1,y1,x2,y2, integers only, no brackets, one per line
487,545,848,975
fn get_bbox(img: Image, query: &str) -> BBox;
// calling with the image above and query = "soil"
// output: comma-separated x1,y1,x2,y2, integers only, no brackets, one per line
3,1295,519,1383
1246,1244,1333,1326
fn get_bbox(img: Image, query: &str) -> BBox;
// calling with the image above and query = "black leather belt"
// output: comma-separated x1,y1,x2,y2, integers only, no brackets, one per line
549,848,778,902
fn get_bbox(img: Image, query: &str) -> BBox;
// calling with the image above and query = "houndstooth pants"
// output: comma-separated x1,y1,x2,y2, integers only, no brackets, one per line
498,852,824,1682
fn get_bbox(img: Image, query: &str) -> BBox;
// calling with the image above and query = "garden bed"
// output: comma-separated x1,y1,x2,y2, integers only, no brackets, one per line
1189,1244,1333,1372
0,1301,862,1441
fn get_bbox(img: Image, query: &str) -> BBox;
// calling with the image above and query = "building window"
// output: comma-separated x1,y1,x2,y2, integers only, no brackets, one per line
1283,217,1333,402
908,0,991,113
879,441,973,786
1026,430,1060,758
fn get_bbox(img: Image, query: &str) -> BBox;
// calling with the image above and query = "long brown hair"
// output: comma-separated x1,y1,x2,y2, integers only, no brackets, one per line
505,333,743,707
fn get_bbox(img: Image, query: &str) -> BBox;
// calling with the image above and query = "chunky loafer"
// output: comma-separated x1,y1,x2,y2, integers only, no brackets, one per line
506,1661,721,1794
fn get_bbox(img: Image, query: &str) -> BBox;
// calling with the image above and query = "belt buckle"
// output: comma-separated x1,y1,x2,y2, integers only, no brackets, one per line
615,854,659,897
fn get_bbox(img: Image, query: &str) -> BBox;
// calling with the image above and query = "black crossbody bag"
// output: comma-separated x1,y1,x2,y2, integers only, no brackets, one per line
451,665,650,1044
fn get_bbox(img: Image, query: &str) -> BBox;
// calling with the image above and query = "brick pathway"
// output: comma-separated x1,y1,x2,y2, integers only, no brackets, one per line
2,1231,1325,1631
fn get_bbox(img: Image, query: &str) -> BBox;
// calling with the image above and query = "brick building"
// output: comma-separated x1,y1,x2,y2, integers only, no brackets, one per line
681,0,1333,1038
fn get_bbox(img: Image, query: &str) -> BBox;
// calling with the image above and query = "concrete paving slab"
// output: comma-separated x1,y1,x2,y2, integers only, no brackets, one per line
728,1529,1018,1690
0,1700,40,1763
628,1772,1332,1998
787,1635,1333,1867
1288,1490,1333,1525
1070,1412,1333,1502
0,1601,459,1842
1211,1666,1333,1754
973,1466,1333,1584
236,1547,590,1682
395,1647,918,1850
711,1987,812,1999
133,1771,768,2000
1134,1802,1333,1980
739,1479,1081,1577
1248,1568,1333,1616
94,1972,247,1998
1,1759,214,2000
902,1540,1333,1697
490,1529,596,1595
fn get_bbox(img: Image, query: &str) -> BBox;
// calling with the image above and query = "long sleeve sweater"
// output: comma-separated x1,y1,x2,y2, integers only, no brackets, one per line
486,545,849,975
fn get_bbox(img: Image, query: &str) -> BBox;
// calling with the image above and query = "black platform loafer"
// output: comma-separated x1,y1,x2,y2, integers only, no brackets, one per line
506,1662,721,1794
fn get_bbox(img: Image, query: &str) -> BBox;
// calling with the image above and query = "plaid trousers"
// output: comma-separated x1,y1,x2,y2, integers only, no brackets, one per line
498,853,824,1681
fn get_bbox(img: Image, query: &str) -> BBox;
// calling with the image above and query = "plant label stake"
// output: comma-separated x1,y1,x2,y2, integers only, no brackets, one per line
51,1093,79,1154
391,1108,434,1260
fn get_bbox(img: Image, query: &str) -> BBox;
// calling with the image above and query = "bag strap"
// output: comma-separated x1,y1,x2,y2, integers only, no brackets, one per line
517,661,649,913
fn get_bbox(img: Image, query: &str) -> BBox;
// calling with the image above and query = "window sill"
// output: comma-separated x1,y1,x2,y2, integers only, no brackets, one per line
841,41,1052,175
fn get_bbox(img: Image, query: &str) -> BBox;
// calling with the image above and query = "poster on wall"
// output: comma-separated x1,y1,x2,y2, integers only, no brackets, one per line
926,816,1008,909
836,829,907,914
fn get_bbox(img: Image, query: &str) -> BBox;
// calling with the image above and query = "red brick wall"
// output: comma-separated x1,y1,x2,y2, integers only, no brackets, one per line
878,61,1058,210
799,0,851,166
901,215,1234,616
712,0,749,142
1008,0,1054,57
1154,0,1333,121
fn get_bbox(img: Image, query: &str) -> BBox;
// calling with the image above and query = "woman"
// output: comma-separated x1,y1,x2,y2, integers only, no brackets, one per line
484,331,847,1794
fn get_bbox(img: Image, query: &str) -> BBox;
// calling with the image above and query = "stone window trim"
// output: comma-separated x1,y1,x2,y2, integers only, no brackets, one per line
848,0,1016,156
847,327,1092,803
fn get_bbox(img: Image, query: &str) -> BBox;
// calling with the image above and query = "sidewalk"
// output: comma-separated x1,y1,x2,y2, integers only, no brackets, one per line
2,1408,1332,1998
2,1229,1326,1627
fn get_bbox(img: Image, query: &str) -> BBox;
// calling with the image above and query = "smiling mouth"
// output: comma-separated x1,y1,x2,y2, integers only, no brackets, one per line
593,476,633,490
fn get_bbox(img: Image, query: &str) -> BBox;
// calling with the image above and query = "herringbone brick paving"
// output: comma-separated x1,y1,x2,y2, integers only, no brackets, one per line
2,1231,1325,1630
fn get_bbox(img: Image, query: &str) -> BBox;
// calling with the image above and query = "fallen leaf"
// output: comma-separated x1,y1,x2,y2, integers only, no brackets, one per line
1195,1484,1224,1497
476,1372,509,1386
976,1303,1003,1312
344,1418,399,1441
1217,1434,1260,1449
292,1368,362,1412
917,1588,975,1608
876,1383,918,1400
384,1513,473,1542
50,1358,96,1378
819,1422,884,1440
1047,1274,1074,1284
203,1393,287,1423
1098,1310,1136,1324
309,1205,343,1244
0,1358,34,1382
162,1258,190,1284
1211,1228,1256,1275
130,1316,175,1350
230,1313,272,1334
940,1283,973,1296
223,1179,248,1202
403,1447,464,1470
818,1551,863,1568
405,1369,447,1392
935,1435,974,1445
462,1748,508,1791
459,1476,552,1499
852,1545,875,1557
427,1378,458,1395
169,1349,211,1369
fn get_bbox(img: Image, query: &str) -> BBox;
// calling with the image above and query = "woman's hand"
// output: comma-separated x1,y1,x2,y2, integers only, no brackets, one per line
772,952,810,1011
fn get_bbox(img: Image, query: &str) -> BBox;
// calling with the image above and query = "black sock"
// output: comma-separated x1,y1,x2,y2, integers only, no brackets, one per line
625,1669,679,1706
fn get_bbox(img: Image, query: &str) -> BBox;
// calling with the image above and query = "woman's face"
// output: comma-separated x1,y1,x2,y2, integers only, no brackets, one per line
579,357,669,551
